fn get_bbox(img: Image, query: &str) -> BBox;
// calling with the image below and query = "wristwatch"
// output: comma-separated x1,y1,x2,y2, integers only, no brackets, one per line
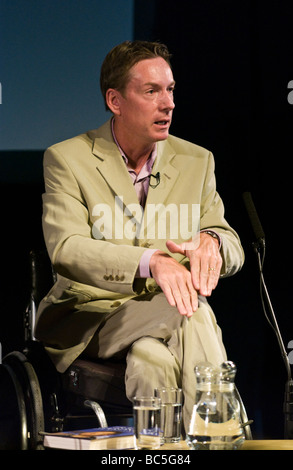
201,230,221,247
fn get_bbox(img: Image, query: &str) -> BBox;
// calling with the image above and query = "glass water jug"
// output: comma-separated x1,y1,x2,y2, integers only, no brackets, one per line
187,361,245,450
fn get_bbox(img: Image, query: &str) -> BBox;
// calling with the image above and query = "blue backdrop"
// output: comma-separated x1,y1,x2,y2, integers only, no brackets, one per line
0,0,134,151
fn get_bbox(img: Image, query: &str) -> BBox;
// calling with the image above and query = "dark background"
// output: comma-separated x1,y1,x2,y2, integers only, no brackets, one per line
1,0,293,439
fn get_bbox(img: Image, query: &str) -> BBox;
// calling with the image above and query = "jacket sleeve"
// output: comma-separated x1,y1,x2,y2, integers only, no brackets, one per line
42,146,147,295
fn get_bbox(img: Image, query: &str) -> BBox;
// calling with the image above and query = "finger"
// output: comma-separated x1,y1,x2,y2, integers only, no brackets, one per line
171,286,189,316
201,256,222,296
190,254,201,291
196,253,213,296
160,278,190,316
208,257,222,290
206,267,218,294
176,276,198,317
200,271,210,296
166,239,185,255
186,278,198,313
161,283,176,308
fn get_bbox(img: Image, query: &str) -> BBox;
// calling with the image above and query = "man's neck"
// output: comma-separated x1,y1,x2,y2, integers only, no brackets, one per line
112,118,155,174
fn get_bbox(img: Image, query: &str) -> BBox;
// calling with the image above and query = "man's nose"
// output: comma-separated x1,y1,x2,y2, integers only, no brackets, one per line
159,91,175,111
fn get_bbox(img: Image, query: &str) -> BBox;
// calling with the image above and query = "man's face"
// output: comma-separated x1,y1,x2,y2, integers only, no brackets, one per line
117,57,175,147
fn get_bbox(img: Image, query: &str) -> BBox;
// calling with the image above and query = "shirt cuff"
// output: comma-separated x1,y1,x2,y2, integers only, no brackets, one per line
135,249,159,278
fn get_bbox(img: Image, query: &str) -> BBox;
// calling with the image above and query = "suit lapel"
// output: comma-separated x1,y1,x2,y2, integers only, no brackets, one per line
91,121,139,211
142,139,179,236
145,143,179,205
90,121,180,240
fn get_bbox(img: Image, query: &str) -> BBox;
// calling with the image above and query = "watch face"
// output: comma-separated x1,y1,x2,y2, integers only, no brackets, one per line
204,230,216,237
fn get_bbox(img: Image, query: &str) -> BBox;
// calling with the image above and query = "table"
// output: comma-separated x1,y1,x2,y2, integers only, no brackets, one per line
160,440,293,450
241,440,293,450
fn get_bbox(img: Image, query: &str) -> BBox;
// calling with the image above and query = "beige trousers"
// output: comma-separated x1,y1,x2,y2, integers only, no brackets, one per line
84,292,227,432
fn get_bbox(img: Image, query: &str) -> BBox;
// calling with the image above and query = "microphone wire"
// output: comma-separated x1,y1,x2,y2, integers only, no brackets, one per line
256,243,292,383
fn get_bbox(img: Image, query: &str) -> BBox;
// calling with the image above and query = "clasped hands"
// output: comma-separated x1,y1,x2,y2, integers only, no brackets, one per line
149,232,222,317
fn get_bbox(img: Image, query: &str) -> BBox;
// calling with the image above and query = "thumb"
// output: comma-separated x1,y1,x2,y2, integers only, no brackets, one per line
166,239,186,255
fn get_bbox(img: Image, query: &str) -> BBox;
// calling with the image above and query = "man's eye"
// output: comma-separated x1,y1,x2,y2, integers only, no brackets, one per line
147,89,154,94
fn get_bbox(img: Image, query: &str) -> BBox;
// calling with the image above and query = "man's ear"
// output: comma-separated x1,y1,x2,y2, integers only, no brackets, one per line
106,89,122,116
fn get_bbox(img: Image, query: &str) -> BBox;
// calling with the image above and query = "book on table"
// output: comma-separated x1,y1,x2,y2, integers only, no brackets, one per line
42,426,135,450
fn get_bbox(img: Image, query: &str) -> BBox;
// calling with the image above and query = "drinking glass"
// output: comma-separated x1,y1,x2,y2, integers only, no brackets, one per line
154,387,182,443
133,396,162,449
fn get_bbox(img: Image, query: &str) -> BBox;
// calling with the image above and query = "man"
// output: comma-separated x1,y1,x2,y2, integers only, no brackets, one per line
35,40,244,432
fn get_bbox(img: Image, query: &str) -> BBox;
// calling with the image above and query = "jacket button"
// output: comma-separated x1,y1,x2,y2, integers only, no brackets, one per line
141,241,152,248
103,274,109,280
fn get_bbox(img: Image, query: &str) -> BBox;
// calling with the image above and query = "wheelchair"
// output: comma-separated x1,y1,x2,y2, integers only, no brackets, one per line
0,250,252,450
0,249,132,450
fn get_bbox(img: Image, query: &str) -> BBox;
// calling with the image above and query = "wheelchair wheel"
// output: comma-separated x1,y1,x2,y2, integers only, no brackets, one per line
0,351,44,449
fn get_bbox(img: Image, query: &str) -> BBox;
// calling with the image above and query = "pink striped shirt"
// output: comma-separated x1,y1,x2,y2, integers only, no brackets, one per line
111,118,157,277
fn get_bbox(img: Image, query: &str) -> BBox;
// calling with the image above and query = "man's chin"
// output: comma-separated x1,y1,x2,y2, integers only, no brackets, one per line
154,129,170,141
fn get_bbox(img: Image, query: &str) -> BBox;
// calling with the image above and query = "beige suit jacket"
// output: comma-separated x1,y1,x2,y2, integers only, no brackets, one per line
35,119,244,372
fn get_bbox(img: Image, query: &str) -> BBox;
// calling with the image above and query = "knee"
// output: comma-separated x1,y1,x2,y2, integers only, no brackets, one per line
128,337,173,368
125,337,181,397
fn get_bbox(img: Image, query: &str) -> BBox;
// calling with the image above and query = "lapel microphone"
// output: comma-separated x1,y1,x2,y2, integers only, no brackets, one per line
149,172,160,189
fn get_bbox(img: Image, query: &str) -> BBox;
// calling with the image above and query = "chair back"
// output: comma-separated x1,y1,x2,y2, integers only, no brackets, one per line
24,249,55,342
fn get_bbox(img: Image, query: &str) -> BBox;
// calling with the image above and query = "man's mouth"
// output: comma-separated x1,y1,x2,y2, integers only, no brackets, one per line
154,120,169,126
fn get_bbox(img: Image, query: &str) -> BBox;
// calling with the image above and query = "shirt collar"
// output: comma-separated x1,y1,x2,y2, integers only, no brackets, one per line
111,117,157,173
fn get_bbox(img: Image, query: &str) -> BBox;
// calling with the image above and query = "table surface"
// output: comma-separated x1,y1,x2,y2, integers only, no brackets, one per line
160,439,293,451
